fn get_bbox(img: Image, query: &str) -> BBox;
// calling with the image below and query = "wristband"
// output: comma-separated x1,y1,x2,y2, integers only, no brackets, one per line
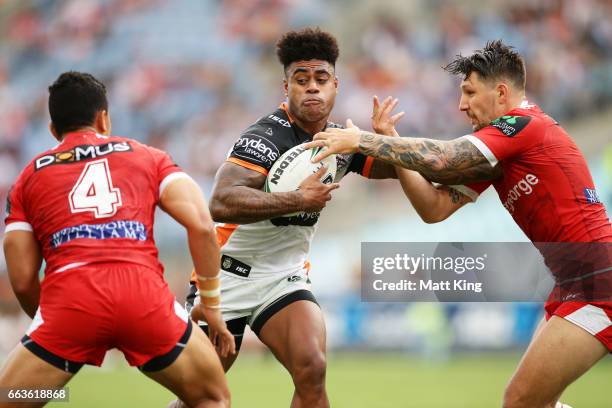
200,294,221,309
196,273,221,281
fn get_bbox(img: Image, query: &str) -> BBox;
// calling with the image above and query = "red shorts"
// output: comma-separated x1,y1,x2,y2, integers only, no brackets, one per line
26,264,189,367
545,300,612,352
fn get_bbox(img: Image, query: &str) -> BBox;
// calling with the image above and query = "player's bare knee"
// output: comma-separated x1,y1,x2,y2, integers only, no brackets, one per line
503,382,544,408
291,350,326,390
190,393,231,408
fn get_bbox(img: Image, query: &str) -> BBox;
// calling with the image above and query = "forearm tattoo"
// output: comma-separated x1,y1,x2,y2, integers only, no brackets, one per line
448,187,462,204
358,131,501,184
210,163,304,224
220,186,303,224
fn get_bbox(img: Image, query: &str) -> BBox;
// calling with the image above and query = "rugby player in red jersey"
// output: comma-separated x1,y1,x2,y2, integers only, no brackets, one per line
0,72,234,408
306,41,612,408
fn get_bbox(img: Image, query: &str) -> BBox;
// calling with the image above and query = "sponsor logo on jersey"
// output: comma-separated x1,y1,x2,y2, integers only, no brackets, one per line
490,115,531,137
268,114,292,127
321,174,333,184
220,255,251,277
503,173,539,213
584,188,601,204
336,154,350,171
287,275,303,282
271,211,321,227
269,146,305,185
233,135,279,165
50,220,147,248
35,141,132,170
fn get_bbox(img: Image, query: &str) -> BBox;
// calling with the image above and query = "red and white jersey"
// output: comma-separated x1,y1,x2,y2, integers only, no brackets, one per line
458,100,611,243
4,130,188,277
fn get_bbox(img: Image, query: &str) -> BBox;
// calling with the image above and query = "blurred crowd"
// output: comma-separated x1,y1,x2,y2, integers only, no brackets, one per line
1,0,611,350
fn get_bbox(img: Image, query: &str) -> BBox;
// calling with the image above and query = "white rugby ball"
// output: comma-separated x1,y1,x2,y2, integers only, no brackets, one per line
264,145,336,216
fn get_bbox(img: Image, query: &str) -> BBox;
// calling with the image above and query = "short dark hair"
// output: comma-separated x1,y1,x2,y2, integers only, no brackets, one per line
276,27,339,73
48,71,108,136
444,40,526,89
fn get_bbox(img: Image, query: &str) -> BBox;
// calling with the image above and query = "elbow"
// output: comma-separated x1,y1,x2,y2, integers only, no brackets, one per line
199,222,217,242
209,194,230,223
421,215,443,224
417,210,448,224
11,277,37,297
189,214,217,240
208,201,224,223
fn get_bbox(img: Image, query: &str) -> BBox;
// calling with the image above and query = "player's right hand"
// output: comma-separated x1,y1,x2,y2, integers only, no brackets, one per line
371,95,405,136
191,303,236,357
298,165,340,212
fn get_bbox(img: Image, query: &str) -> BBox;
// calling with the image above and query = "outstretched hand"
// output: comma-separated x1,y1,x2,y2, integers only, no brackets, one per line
303,119,361,162
371,95,404,136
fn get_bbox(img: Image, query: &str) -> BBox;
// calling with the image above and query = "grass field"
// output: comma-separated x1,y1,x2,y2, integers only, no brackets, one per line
45,352,612,408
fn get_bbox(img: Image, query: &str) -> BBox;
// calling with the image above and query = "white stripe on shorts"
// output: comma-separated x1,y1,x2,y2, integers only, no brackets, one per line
564,304,612,336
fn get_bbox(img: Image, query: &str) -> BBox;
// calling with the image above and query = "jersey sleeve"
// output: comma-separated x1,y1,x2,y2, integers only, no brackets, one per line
226,126,280,176
346,153,375,178
147,146,189,198
4,171,32,232
449,181,492,202
464,115,539,166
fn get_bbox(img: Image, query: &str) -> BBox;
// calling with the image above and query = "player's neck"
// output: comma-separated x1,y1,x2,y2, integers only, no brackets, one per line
60,126,102,140
496,95,527,118
293,117,329,137
507,94,527,113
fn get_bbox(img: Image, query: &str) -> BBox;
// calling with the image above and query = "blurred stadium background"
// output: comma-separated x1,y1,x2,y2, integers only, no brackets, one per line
1,0,611,406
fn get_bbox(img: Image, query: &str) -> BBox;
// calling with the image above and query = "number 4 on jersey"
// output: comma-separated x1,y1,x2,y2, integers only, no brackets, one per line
69,158,122,218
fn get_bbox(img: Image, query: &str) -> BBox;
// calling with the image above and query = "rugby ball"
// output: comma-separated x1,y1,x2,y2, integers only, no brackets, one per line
264,145,336,216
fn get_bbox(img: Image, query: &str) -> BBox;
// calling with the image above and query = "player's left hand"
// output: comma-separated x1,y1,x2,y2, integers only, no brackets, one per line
304,119,361,162
191,303,236,357
371,95,404,136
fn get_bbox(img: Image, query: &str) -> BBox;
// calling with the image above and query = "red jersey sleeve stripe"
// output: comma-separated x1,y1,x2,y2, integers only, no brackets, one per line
5,221,33,233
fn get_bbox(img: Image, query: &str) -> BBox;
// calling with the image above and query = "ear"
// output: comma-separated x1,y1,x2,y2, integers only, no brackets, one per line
283,79,288,97
496,82,510,104
334,76,339,91
49,122,61,142
95,110,111,135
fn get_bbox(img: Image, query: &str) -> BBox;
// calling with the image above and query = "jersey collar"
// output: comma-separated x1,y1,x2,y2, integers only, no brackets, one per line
57,130,109,147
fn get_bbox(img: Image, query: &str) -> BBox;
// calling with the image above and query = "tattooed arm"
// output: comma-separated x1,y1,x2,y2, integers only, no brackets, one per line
358,132,501,184
308,127,501,185
209,162,339,224
359,94,474,221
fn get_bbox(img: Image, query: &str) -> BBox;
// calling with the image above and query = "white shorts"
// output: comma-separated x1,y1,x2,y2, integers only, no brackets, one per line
186,266,317,336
